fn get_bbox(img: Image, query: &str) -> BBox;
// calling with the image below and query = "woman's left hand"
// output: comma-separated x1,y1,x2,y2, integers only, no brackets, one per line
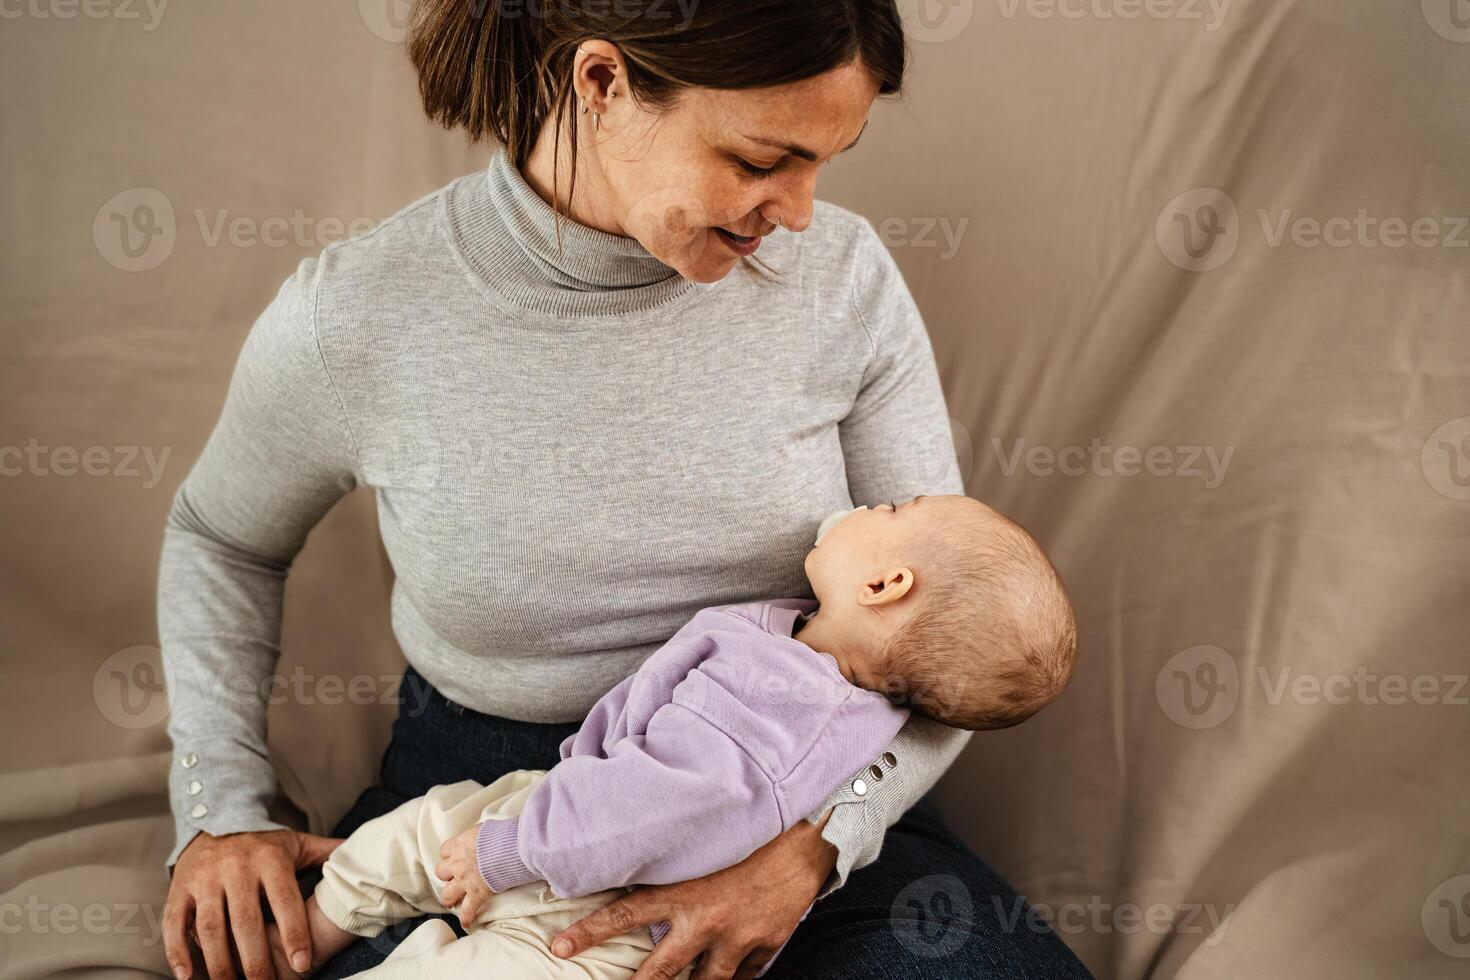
548,809,837,980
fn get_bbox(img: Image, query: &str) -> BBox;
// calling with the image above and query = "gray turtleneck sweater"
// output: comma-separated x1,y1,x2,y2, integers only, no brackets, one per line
158,146,970,900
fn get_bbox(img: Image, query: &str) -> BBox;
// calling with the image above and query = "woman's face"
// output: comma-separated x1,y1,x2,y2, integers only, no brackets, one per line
570,45,881,283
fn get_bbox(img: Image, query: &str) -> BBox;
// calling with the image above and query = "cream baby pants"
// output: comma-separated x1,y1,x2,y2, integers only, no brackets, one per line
313,769,693,979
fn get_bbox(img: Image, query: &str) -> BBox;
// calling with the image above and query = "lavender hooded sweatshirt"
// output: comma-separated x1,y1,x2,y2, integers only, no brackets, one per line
475,596,911,902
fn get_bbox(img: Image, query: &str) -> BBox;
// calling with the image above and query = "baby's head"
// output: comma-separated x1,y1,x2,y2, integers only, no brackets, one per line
799,494,1077,730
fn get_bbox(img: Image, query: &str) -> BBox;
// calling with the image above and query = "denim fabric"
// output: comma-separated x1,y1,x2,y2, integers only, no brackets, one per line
310,666,1091,979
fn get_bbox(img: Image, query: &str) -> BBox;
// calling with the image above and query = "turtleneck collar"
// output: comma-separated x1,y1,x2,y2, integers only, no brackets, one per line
445,144,705,319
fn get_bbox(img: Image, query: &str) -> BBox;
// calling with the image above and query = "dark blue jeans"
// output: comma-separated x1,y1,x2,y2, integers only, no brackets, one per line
310,666,1091,979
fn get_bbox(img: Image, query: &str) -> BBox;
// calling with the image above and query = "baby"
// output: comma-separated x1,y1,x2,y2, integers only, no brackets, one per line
269,494,1077,978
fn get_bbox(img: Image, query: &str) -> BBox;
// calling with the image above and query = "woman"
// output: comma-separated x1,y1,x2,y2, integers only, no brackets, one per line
158,1,1091,978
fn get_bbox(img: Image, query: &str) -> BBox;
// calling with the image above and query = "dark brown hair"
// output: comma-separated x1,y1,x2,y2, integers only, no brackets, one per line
407,0,908,270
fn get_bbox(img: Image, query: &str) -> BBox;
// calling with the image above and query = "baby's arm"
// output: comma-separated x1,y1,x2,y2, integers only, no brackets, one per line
474,701,787,898
474,682,911,901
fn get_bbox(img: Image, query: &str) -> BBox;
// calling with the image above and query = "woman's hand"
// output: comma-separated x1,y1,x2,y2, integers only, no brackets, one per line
435,822,496,929
164,828,343,980
549,809,837,980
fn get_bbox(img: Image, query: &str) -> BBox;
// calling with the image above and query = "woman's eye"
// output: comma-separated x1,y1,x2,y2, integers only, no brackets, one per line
736,158,778,178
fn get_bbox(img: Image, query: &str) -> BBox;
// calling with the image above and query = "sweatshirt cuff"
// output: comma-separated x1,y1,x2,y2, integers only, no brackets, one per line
475,815,538,892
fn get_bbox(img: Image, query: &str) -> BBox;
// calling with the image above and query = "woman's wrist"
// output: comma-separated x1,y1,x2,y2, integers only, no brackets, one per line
787,807,840,888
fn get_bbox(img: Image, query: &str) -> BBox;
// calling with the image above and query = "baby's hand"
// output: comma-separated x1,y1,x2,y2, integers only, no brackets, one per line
435,822,495,930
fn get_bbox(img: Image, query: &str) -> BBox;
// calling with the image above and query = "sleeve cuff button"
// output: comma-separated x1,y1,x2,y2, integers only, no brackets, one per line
186,780,203,795
181,753,199,769
189,804,208,819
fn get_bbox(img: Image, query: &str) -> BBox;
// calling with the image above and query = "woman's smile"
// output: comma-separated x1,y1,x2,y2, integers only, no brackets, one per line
713,225,764,256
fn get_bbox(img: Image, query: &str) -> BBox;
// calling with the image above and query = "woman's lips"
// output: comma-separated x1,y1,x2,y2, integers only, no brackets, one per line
714,226,763,256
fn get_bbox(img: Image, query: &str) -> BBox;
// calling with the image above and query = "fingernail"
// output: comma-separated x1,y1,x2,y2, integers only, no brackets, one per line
291,951,311,971
552,939,572,957
173,967,190,980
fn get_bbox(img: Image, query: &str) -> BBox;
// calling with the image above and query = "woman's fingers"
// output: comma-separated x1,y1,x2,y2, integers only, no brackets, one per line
193,893,237,980
291,833,343,869
733,943,780,980
222,874,275,980
689,942,751,980
630,938,704,980
552,893,658,959
259,862,313,974
162,889,195,979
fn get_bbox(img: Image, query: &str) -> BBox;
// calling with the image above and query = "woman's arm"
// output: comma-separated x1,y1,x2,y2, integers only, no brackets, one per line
159,255,361,978
160,254,361,866
808,217,971,899
471,608,911,899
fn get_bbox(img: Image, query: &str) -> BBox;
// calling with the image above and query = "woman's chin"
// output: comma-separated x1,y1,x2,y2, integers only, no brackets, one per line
673,247,740,284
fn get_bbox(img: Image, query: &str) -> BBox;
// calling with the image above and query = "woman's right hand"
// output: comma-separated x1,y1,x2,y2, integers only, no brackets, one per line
164,828,343,980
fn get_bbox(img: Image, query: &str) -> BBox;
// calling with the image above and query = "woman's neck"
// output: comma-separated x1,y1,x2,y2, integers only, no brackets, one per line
522,118,626,238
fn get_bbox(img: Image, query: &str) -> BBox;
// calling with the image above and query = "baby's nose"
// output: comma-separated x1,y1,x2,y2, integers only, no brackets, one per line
815,505,868,546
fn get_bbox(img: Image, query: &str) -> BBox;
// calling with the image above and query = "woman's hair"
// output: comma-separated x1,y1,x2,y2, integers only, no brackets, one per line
406,0,909,274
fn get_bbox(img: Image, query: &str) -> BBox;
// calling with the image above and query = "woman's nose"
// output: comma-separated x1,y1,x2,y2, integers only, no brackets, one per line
762,174,817,234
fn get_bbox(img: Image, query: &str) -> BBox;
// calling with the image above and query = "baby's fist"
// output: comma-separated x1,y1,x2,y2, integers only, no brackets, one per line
435,822,495,929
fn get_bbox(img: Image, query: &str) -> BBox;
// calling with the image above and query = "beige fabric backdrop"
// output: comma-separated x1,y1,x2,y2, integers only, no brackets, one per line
2,1,1466,977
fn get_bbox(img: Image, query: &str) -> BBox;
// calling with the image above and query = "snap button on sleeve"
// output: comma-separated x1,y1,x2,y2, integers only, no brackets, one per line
882,751,897,767
869,764,883,781
189,804,208,819
186,780,203,795
851,778,868,796
181,752,199,769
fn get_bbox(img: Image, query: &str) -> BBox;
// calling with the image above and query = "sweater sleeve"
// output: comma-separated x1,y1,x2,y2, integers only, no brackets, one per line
807,219,973,901
475,699,786,899
157,256,361,870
